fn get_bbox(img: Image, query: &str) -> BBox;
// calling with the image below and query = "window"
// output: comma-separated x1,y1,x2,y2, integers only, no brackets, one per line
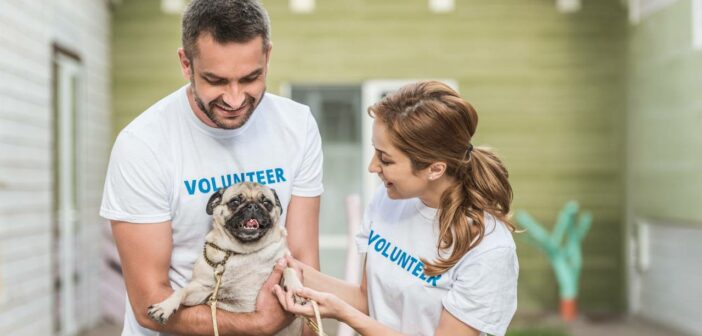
290,85,363,272
628,0,679,24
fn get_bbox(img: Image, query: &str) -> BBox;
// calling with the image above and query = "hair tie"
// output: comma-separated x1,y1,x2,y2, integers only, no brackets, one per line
466,144,473,154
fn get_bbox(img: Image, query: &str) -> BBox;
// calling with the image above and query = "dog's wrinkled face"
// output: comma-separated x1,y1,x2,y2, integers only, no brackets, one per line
206,182,283,243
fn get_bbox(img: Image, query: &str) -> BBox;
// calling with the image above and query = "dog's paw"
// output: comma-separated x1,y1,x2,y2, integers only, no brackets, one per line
282,267,306,304
147,300,179,325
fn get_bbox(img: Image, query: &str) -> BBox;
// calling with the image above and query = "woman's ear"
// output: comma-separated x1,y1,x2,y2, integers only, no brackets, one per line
427,162,447,181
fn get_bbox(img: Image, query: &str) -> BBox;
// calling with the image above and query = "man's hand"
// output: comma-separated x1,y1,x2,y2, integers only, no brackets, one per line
253,258,295,334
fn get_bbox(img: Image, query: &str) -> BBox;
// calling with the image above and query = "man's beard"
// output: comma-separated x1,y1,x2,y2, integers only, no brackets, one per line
192,82,265,130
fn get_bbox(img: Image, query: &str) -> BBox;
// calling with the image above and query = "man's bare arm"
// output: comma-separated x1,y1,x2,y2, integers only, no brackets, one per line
111,220,292,335
284,195,321,336
285,195,321,270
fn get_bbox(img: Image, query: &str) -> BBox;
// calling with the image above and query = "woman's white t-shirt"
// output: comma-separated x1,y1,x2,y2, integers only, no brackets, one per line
355,187,519,336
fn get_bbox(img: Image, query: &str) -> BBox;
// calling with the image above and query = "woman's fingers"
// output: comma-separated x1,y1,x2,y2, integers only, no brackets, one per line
273,284,316,317
294,287,324,303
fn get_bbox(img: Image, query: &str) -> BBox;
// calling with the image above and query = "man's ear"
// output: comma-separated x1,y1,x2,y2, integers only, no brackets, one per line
206,188,224,215
177,48,193,80
270,188,283,216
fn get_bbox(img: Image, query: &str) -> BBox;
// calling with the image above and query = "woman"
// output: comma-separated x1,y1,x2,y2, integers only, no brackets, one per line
274,81,519,336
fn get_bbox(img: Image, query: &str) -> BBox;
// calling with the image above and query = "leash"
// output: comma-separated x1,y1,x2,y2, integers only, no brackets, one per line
208,264,225,336
304,300,326,336
203,242,235,336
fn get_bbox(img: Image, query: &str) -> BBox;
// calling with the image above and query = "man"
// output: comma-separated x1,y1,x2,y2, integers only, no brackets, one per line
100,0,323,334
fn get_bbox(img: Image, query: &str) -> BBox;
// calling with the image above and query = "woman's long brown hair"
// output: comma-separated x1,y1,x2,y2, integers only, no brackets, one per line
369,81,514,276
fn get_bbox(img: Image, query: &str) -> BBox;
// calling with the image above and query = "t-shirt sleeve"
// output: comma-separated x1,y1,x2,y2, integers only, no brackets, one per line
100,131,171,223
442,247,519,336
354,185,384,254
291,111,324,197
354,199,373,254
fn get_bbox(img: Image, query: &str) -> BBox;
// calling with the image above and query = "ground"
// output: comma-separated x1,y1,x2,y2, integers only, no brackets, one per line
79,314,691,336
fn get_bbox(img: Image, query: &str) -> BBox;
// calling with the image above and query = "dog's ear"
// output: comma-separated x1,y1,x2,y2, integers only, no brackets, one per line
206,188,225,215
271,188,283,215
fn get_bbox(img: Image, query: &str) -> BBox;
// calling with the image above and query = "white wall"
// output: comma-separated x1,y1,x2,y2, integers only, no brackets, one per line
0,1,111,335
630,220,702,336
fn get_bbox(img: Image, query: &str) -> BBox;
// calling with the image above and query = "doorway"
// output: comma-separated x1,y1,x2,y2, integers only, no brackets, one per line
52,46,82,336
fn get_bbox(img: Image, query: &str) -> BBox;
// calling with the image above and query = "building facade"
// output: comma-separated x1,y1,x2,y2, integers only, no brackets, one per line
0,1,112,335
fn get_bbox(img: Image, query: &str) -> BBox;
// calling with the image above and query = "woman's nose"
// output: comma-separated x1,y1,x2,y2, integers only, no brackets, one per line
368,156,380,174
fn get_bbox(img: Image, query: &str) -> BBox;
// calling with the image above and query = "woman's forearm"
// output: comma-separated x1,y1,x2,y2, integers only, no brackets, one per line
340,307,404,336
299,262,368,314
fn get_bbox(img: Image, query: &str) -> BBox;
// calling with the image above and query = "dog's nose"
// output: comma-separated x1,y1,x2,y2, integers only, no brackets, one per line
246,203,258,211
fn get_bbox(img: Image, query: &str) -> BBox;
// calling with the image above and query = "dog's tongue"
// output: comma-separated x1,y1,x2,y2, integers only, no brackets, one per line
244,219,259,229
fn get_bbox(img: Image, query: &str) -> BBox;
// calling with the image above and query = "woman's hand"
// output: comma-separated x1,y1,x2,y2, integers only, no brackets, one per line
273,284,352,321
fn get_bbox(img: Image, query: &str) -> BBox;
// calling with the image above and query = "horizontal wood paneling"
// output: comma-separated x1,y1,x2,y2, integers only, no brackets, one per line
0,0,111,334
112,0,628,312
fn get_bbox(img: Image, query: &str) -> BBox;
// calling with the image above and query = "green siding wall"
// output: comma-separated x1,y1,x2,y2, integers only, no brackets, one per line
112,0,628,312
628,0,702,225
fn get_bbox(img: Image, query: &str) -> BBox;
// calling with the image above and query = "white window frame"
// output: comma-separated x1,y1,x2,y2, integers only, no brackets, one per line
54,50,83,336
628,0,679,24
693,0,702,49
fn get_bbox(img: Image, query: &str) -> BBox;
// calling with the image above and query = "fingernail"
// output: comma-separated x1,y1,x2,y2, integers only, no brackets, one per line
277,258,285,266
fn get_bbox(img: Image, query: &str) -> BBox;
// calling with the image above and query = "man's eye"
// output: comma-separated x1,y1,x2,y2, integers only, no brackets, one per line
241,75,259,83
205,78,226,85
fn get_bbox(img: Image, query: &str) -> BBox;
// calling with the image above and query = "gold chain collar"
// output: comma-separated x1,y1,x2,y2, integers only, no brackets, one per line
203,241,238,269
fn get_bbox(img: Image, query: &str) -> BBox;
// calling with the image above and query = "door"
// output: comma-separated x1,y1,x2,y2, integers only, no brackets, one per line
52,49,82,336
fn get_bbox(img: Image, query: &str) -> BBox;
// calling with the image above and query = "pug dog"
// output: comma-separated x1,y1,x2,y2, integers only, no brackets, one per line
147,182,303,336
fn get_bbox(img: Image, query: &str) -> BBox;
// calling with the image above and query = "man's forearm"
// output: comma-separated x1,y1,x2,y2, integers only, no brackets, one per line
137,304,268,336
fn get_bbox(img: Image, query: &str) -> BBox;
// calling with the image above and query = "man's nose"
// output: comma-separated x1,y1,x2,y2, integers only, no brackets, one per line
222,84,246,108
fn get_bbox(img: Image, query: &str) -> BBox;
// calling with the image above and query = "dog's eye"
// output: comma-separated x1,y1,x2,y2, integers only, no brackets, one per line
229,199,241,207
263,200,272,209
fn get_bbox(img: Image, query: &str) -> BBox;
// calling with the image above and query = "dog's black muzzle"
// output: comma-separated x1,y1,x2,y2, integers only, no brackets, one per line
225,202,273,242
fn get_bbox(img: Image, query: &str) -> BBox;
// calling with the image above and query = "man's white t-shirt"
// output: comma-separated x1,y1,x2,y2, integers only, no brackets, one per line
100,85,323,335
356,187,518,336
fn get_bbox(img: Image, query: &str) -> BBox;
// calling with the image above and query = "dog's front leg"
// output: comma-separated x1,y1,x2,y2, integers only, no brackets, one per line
147,281,201,325
281,268,304,304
